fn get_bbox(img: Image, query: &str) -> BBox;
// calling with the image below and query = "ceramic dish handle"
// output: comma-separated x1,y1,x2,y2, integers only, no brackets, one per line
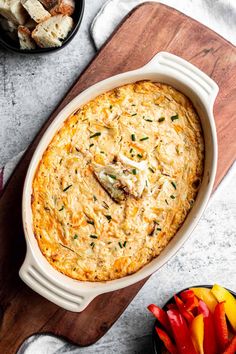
19,249,95,312
143,51,219,106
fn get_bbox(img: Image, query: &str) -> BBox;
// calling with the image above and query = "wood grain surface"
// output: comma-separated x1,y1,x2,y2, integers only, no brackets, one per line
0,3,236,353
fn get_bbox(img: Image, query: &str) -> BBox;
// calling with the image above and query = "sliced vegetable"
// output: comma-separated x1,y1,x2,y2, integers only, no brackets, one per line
198,300,217,354
180,290,199,312
167,309,197,354
214,302,229,352
191,287,218,313
174,295,194,324
155,327,177,354
148,304,172,334
223,335,236,354
211,284,236,331
191,314,204,354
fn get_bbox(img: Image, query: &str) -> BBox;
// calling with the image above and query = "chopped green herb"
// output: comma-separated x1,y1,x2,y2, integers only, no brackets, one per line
131,113,137,116
108,241,112,244
59,206,64,211
132,169,137,175
170,195,175,199
131,154,135,157
90,242,95,249
130,148,133,153
74,234,78,239
144,118,153,122
149,167,155,173
165,199,169,205
123,241,127,247
75,147,80,152
118,242,123,249
90,235,98,239
131,104,136,106
137,153,143,158
171,114,179,122
63,184,72,192
145,180,148,187
157,227,162,231
44,207,50,211
140,137,149,141
158,117,165,122
171,181,177,190
90,132,101,138
131,134,136,141
103,201,109,209
59,158,63,165
89,143,94,147
100,151,105,154
108,174,116,180
75,168,78,174
87,220,94,225
109,105,113,109
105,215,112,222
93,195,97,201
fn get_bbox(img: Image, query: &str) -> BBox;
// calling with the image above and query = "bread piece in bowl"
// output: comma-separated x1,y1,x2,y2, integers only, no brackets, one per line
50,0,74,16
32,14,73,48
18,24,36,49
0,0,27,25
21,0,51,23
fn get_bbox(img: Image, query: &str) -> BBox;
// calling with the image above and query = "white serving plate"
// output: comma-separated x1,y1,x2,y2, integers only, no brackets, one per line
20,52,218,312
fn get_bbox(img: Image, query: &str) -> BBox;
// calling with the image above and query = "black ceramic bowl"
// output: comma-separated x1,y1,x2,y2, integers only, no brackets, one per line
0,0,84,54
152,285,236,354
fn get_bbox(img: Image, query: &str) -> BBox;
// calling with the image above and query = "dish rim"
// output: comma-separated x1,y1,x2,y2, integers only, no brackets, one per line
20,51,219,312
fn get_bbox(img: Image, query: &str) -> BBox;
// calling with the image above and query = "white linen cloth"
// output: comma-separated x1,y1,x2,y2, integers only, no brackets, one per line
9,0,235,353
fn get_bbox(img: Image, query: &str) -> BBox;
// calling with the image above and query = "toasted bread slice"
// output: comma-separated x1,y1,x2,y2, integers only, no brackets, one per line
32,14,73,48
0,0,27,25
50,0,74,16
21,0,51,23
18,24,36,49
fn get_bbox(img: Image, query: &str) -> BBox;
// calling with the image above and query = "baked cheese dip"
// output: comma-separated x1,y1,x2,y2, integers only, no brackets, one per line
32,81,204,281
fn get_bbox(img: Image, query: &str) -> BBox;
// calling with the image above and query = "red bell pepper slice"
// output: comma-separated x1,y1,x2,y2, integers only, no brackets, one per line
155,326,177,354
214,302,229,352
148,304,172,334
198,300,217,354
167,309,197,354
180,290,199,312
223,336,236,354
174,295,194,324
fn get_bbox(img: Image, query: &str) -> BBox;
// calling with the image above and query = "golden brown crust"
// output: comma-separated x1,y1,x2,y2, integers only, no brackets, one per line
32,81,204,281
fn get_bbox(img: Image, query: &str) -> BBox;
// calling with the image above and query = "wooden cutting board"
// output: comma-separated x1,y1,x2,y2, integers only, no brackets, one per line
0,3,236,353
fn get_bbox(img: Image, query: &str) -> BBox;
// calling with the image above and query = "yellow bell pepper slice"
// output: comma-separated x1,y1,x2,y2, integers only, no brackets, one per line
211,284,236,331
190,287,218,313
191,314,204,354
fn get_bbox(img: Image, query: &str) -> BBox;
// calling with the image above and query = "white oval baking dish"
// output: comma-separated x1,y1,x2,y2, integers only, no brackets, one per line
20,52,218,312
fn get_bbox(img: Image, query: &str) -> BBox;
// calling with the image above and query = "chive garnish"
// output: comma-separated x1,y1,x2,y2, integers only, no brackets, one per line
158,117,165,122
74,234,78,239
131,104,136,106
90,132,101,138
87,220,94,225
90,242,95,249
171,181,177,190
123,241,127,247
132,169,137,175
131,134,136,141
140,137,149,141
103,201,109,209
130,148,133,153
59,206,64,211
108,174,116,179
118,242,123,248
63,184,72,192
149,167,155,173
75,147,80,152
144,118,153,122
89,143,94,147
90,235,98,239
131,113,137,116
93,195,97,201
105,215,112,222
110,105,113,109
137,153,143,158
170,195,175,199
75,168,78,174
171,114,179,121
157,228,162,231
165,199,169,205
